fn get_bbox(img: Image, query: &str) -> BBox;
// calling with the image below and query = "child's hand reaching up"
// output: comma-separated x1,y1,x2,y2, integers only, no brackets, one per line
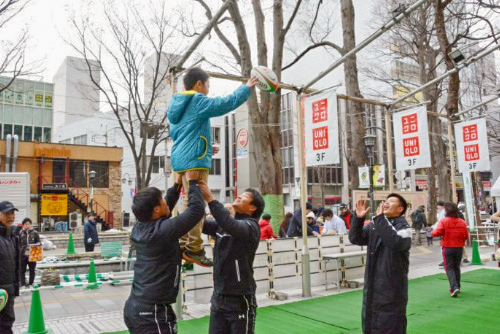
246,76,259,88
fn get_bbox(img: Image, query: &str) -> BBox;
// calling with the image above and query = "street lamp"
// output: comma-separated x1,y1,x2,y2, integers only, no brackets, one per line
363,133,377,217
89,170,96,214
122,173,134,186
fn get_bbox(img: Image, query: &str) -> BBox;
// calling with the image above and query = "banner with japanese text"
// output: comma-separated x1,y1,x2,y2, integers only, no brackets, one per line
393,106,431,170
304,91,339,166
454,118,490,173
41,194,68,216
358,166,370,189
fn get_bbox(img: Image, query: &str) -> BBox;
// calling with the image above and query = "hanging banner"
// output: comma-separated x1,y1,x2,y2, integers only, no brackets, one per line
304,91,340,166
454,118,490,173
373,164,385,187
463,172,476,230
358,166,370,189
393,106,431,170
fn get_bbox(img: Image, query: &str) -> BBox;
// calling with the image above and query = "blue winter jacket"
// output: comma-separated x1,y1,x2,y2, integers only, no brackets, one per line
84,221,99,245
167,85,252,172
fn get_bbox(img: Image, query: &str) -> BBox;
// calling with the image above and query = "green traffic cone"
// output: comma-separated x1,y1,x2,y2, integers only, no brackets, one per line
470,239,484,265
24,285,50,334
66,232,76,255
85,259,100,290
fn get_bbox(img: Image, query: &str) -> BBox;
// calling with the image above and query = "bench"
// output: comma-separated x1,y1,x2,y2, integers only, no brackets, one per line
323,250,366,292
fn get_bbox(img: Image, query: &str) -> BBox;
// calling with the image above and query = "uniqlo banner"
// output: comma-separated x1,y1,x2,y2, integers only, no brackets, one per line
454,118,490,172
393,106,431,170
304,91,340,166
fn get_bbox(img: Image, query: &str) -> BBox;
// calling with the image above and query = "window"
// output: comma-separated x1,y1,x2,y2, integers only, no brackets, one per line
210,158,221,175
3,124,12,139
43,127,51,142
59,138,71,144
23,126,32,141
74,134,87,145
147,155,165,174
211,127,221,144
52,160,66,183
34,127,42,142
69,161,86,187
89,161,109,188
14,125,22,137
0,124,2,138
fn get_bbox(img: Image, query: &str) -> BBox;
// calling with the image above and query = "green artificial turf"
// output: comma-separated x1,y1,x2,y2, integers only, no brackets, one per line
103,269,500,334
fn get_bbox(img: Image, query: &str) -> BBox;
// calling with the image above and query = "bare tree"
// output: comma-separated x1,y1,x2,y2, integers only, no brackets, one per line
0,0,32,92
66,0,181,189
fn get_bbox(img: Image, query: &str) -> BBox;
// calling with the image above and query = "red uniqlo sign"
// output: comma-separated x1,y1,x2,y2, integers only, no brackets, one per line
463,124,478,142
312,99,328,124
312,126,329,150
403,137,420,157
464,144,480,161
402,113,418,134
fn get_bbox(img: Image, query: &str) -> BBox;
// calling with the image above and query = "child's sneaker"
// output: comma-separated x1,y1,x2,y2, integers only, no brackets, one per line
183,250,213,267
451,289,459,297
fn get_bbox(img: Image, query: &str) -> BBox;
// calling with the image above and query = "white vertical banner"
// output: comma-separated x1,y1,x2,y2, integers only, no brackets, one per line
304,91,340,166
454,118,490,173
463,172,476,230
393,106,431,170
358,166,370,189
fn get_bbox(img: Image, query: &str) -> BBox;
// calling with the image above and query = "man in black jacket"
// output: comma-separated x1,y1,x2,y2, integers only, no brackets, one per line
287,202,319,237
0,201,20,334
349,194,412,334
123,170,205,334
198,181,265,334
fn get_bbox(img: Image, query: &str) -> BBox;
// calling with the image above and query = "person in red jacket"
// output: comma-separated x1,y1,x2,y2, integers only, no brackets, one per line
432,202,469,297
259,214,277,240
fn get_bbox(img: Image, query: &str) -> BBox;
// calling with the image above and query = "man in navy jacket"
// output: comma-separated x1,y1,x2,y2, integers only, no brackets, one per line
198,181,265,334
84,213,99,252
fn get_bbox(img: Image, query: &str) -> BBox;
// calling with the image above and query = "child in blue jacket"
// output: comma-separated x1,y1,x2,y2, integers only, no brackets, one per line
167,67,257,266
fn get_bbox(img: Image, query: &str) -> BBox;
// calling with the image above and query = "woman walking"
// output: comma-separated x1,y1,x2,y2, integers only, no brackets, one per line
432,202,469,297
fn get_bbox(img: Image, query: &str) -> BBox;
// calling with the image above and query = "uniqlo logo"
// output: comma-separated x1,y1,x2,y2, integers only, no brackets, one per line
312,99,328,123
403,137,420,157
402,113,418,134
463,124,478,142
464,144,480,161
312,126,329,150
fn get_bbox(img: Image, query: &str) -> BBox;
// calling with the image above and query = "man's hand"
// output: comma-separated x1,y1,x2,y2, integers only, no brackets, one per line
355,200,370,218
224,203,235,217
175,173,183,185
87,238,92,243
185,170,199,181
198,180,215,203
376,201,385,216
246,76,259,88
213,144,220,155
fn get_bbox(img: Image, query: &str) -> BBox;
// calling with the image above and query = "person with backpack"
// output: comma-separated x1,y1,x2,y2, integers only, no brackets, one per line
410,205,427,246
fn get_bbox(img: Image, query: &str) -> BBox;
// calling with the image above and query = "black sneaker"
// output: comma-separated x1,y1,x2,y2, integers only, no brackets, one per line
451,289,459,297
438,262,444,267
463,259,470,263
183,250,213,267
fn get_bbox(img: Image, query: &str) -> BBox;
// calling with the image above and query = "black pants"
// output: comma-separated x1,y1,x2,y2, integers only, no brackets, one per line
209,294,257,334
0,293,15,334
85,243,95,252
124,297,177,334
20,255,37,286
427,236,433,245
443,247,463,292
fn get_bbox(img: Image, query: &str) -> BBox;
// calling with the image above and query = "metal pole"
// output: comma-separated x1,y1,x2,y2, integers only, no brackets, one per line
302,0,429,91
173,0,234,71
389,43,500,108
296,94,311,298
385,110,395,192
368,158,375,218
448,122,457,202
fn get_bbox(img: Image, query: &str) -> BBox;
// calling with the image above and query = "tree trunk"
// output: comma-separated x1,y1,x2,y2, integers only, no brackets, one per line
341,0,366,191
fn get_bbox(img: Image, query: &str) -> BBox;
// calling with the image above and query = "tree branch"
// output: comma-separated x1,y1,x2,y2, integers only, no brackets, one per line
283,41,342,71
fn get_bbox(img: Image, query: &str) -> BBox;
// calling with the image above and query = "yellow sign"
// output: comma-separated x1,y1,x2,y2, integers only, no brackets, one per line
41,194,68,216
394,85,423,104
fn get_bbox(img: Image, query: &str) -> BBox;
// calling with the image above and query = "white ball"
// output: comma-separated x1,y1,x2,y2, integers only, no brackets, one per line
251,66,279,92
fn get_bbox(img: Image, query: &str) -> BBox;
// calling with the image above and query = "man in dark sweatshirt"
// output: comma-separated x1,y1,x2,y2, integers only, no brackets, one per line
198,181,265,334
123,170,205,334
